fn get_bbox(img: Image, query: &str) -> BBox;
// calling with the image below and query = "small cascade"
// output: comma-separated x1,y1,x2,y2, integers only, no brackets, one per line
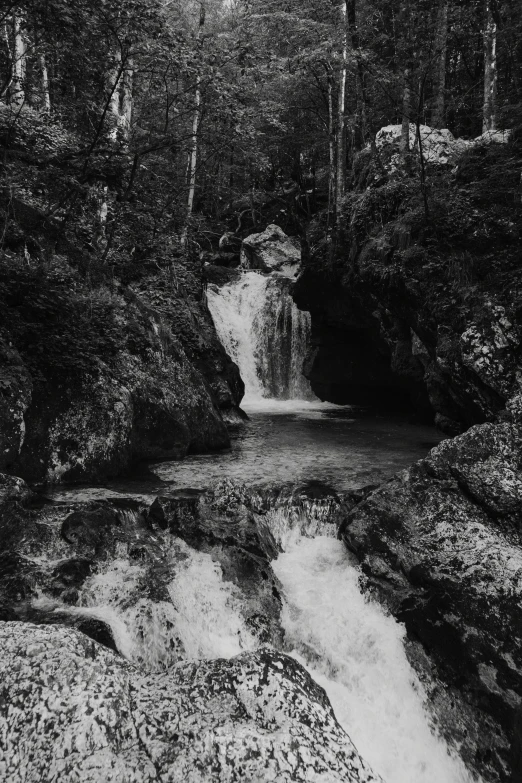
33,536,257,671
26,489,480,783
271,534,477,783
207,271,314,402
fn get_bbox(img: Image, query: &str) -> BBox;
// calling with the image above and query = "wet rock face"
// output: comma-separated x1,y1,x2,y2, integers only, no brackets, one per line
340,416,522,782
295,256,521,427
295,271,433,415
0,479,287,660
0,623,381,783
0,256,242,485
294,140,522,429
132,272,244,424
7,295,231,484
241,224,301,276
0,338,32,470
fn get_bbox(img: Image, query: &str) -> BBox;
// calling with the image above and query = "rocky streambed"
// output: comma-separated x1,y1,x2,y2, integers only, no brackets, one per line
0,451,520,783
2,133,522,783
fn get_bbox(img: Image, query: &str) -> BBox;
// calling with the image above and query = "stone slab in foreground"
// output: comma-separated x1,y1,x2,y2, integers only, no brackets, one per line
0,623,381,783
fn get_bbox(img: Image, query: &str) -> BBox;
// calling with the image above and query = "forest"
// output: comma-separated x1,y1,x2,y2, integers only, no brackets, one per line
2,3,522,783
2,0,521,266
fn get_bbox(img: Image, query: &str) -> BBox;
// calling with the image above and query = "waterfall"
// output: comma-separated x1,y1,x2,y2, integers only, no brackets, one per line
37,502,478,783
272,535,476,783
207,271,314,402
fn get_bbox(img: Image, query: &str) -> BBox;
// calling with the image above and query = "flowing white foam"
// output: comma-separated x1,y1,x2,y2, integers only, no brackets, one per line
165,545,257,659
31,495,479,782
272,535,478,783
208,272,268,400
69,541,256,669
207,271,314,402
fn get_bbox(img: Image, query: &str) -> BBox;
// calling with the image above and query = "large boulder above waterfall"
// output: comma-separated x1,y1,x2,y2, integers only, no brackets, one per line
375,124,510,168
0,623,382,783
241,224,301,276
339,413,522,781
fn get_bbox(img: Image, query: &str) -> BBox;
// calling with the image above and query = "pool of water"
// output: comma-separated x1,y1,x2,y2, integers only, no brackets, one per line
51,401,442,502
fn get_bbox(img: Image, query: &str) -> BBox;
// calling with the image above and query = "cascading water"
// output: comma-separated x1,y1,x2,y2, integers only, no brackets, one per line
207,271,314,402
35,498,480,783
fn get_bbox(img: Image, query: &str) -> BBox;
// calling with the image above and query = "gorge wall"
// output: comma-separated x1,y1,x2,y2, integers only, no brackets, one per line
0,109,244,485
294,133,522,431
292,132,522,781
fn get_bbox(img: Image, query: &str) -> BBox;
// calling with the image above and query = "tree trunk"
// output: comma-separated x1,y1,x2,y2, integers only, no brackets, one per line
2,23,13,98
335,0,348,220
327,68,335,231
121,56,133,141
181,1,206,248
11,15,26,111
431,0,448,128
400,67,411,153
39,54,51,114
107,49,122,140
347,0,367,146
482,0,497,133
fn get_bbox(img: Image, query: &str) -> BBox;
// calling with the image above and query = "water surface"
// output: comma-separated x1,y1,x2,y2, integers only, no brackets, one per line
52,401,442,502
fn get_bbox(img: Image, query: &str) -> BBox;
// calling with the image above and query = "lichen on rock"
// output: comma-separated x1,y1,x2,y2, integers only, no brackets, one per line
0,623,382,783
340,411,522,782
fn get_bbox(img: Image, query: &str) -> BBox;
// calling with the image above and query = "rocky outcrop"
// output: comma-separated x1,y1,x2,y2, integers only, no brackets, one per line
0,623,381,783
0,481,283,656
339,399,522,782
0,255,243,484
241,224,301,277
295,134,522,428
0,108,244,485
12,310,229,484
375,124,510,169
132,270,244,427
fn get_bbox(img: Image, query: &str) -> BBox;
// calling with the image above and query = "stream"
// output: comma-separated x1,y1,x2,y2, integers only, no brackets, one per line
46,271,479,782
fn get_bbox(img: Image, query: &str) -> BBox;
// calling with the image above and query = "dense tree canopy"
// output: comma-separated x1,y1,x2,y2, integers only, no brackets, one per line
1,0,521,264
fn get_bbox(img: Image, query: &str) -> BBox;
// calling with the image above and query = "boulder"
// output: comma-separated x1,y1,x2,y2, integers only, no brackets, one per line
375,124,467,166
0,472,33,505
340,414,522,782
375,124,510,168
9,297,231,484
241,224,300,277
0,623,381,783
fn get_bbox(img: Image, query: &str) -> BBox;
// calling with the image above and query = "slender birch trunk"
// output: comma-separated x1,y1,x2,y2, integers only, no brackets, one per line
327,68,335,230
181,1,206,248
347,0,367,146
11,15,26,111
482,0,497,133
335,0,348,220
107,49,122,140
121,56,133,141
400,67,411,153
431,0,448,129
2,23,13,98
39,54,51,114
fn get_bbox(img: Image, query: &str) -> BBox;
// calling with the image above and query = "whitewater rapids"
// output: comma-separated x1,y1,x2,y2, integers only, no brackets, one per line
207,271,314,402
44,514,479,783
